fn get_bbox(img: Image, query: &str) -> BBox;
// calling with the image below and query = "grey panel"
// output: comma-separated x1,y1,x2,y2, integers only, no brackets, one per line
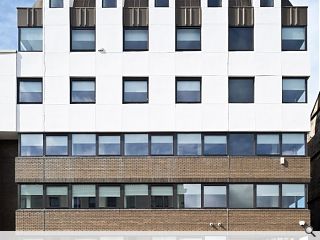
123,7,149,26
73,0,96,7
229,0,252,7
70,8,96,27
282,7,307,26
17,8,43,27
229,7,254,27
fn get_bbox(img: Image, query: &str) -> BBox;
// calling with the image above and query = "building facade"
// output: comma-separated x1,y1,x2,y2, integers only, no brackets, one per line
0,0,313,231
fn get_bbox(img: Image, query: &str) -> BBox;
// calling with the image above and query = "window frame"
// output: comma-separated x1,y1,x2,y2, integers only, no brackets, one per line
228,77,255,103
70,78,96,104
155,0,169,7
202,133,228,156
71,133,97,157
281,26,307,52
202,184,228,209
255,133,281,156
45,184,70,209
282,77,308,104
97,134,122,156
260,0,274,7
45,134,69,157
123,77,149,104
281,133,307,157
19,133,44,157
18,27,43,52
123,27,149,52
255,183,280,209
208,0,222,7
49,0,64,8
150,134,175,156
176,27,202,51
17,78,43,104
19,184,44,209
228,133,255,156
70,28,96,52
175,77,202,104
150,184,175,209
98,185,123,209
102,0,117,8
228,27,254,52
281,183,308,209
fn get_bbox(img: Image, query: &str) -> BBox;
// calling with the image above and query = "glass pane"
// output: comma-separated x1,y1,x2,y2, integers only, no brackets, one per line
229,184,254,208
46,186,68,208
20,28,43,51
151,186,173,196
204,135,227,155
102,0,117,8
177,134,201,156
282,184,305,208
99,136,121,155
19,81,42,103
124,80,148,103
282,27,306,51
229,27,253,51
229,134,254,156
72,185,96,197
124,184,149,209
21,134,43,156
176,28,201,50
71,29,95,51
155,0,169,7
21,185,43,195
124,134,148,155
46,136,68,156
151,136,173,155
282,133,305,156
260,0,273,7
256,185,279,208
204,186,227,208
229,78,254,103
177,184,201,208
72,134,96,156
283,79,306,103
20,185,43,209
50,0,64,8
208,0,222,7
257,134,280,155
124,29,148,50
71,80,95,103
176,80,201,103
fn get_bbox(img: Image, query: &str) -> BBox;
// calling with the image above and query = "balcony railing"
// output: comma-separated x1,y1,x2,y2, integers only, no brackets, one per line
229,6,254,27
123,7,149,27
70,7,96,27
17,8,42,27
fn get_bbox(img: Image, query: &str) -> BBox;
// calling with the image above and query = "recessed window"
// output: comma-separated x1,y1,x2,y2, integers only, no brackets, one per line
204,135,227,155
50,0,63,8
177,184,201,208
124,28,148,51
124,184,149,209
256,185,279,208
71,29,95,51
155,0,169,7
208,0,222,7
45,136,68,156
229,134,254,156
151,135,174,155
98,136,121,156
204,185,227,208
260,0,273,7
123,78,148,103
177,134,201,156
151,186,174,208
282,184,305,208
20,185,43,209
176,28,201,51
20,134,43,157
99,186,121,208
282,27,306,51
256,134,280,155
72,185,96,209
46,186,68,208
229,78,254,103
72,134,96,156
71,79,96,103
124,134,148,156
19,28,43,52
176,78,201,103
102,0,117,8
229,184,254,208
18,78,43,104
282,78,307,103
282,133,305,156
229,27,254,51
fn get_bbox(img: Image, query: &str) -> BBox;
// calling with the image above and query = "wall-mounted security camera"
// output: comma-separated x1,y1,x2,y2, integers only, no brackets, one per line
209,223,214,227
299,221,315,236
98,48,106,53
217,223,222,227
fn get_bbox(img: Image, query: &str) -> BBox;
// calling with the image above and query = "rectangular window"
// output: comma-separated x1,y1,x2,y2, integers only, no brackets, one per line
204,186,227,208
18,78,43,104
208,0,222,7
229,134,254,156
99,186,121,208
20,134,43,157
229,78,254,103
177,184,201,208
102,0,117,8
282,133,305,156
282,78,307,103
204,135,227,155
282,184,306,208
229,27,254,51
151,186,174,208
177,134,201,156
260,0,273,7
46,186,68,208
229,184,254,208
123,78,148,103
151,135,174,155
72,185,96,209
124,184,149,209
72,134,96,156
124,134,148,156
256,185,279,208
176,78,201,103
45,135,68,156
50,0,63,8
98,136,121,156
20,185,43,209
176,28,201,51
124,28,148,51
282,27,306,51
155,0,169,7
256,134,280,155
71,29,95,51
19,28,43,52
71,79,96,103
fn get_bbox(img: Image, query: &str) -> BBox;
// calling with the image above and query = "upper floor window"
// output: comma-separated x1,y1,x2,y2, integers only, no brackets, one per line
18,78,43,104
20,185,43,209
124,28,148,51
123,78,148,103
203,185,227,208
260,0,273,7
151,135,174,155
176,78,201,103
256,134,280,155
71,29,95,52
124,184,149,209
151,186,174,208
99,186,121,208
256,184,279,208
45,135,68,156
102,0,117,8
229,134,254,156
71,79,96,104
155,0,169,7
282,27,306,51
229,27,254,51
176,28,201,51
98,135,121,156
72,185,96,209
46,186,68,208
229,184,254,208
208,0,222,7
282,133,305,156
72,134,96,156
203,135,227,156
20,134,43,157
177,184,201,208
282,78,307,103
229,78,254,103
50,0,64,8
282,184,306,208
177,134,201,156
19,28,43,52
124,134,148,156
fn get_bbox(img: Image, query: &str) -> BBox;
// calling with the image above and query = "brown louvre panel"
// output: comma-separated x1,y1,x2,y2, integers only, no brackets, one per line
17,8,43,27
229,7,254,27
70,8,96,27
176,0,201,7
73,0,96,7
176,7,201,26
124,0,148,7
229,0,252,7
282,7,308,26
123,7,149,26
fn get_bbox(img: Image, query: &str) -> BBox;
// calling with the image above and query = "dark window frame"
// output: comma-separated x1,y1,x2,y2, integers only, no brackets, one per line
98,185,122,209
155,0,169,7
176,77,202,104
45,134,69,157
176,27,202,51
102,0,117,8
260,0,274,7
123,27,149,52
17,78,43,104
45,185,70,209
255,133,281,157
70,27,96,52
255,183,281,209
97,134,122,156
228,77,255,103
123,77,149,104
282,77,308,104
202,184,228,209
150,133,175,156
49,0,64,8
228,27,254,52
281,26,307,52
71,133,97,157
18,27,43,52
208,0,222,7
150,184,175,209
281,133,307,157
202,133,228,156
70,78,96,104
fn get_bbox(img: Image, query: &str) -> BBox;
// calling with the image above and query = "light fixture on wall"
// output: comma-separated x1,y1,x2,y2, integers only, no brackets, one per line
299,221,315,236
